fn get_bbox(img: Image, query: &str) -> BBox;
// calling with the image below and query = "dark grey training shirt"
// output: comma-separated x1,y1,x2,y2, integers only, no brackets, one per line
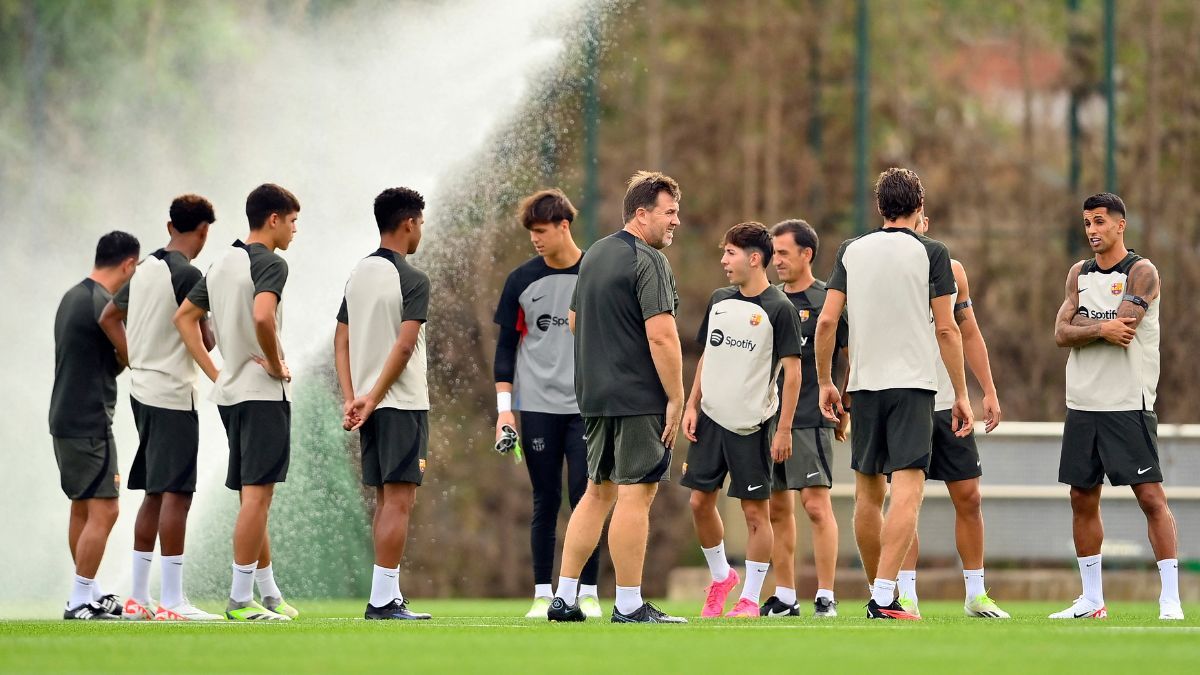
572,230,678,418
50,279,119,437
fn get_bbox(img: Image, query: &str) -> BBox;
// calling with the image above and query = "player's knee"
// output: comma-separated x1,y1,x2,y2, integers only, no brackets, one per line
689,490,716,515
802,497,831,524
93,499,119,525
952,488,982,514
742,500,770,529
1135,490,1169,518
1069,487,1100,512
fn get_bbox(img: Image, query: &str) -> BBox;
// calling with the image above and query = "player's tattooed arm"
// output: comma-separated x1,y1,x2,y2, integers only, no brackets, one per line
1116,259,1159,329
1056,262,1136,348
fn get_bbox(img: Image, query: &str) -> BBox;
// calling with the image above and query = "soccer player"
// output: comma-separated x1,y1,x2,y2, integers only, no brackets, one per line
682,223,803,619
547,171,686,624
52,230,140,620
895,213,1009,619
815,167,973,620
1050,192,1181,621
174,183,301,621
334,187,433,621
493,189,603,618
97,196,221,621
761,219,848,618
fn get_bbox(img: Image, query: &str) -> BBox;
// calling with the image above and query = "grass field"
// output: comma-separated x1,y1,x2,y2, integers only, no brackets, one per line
1,599,1196,674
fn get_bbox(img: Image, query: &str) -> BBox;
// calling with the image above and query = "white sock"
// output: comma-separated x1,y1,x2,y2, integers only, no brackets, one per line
963,568,985,600
775,586,797,605
255,563,282,600
701,542,732,581
393,566,404,602
579,584,599,599
816,588,835,602
1078,554,1103,605
555,576,579,604
871,578,897,607
69,575,95,609
741,561,770,603
90,578,105,602
897,570,917,600
131,550,154,603
160,554,185,609
534,583,553,599
1158,558,1180,605
230,562,257,603
369,564,397,608
615,585,643,614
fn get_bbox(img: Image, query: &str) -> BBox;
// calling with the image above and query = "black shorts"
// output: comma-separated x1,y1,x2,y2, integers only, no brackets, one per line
52,433,119,500
850,389,933,476
218,401,291,490
680,411,773,500
1059,408,1161,488
928,409,982,483
360,408,428,487
128,397,199,494
771,427,834,491
585,414,671,485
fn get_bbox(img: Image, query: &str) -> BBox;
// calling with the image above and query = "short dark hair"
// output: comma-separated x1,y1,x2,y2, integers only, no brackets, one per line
169,194,215,233
374,187,426,234
622,170,681,223
771,219,819,258
518,188,577,229
723,221,774,267
94,230,140,268
245,183,300,230
874,167,924,221
1083,192,1126,218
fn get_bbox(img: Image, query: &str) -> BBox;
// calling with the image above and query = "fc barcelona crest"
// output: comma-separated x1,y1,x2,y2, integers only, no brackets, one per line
750,313,763,326
1111,281,1124,296
799,309,811,322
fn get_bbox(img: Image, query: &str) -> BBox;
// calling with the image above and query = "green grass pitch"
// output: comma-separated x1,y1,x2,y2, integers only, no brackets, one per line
1,599,1196,673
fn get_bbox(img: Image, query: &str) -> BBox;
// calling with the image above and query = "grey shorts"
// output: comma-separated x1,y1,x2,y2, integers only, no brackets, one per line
218,401,291,490
772,427,834,491
585,414,671,485
850,389,934,476
681,412,774,500
1059,408,1161,488
360,409,428,486
53,433,119,500
129,397,199,494
928,409,982,483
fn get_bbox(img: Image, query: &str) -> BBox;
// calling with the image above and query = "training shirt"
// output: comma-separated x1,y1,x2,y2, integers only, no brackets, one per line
337,248,430,411
49,279,120,437
1065,253,1160,412
187,240,290,406
113,249,203,411
572,230,678,418
780,281,849,429
698,285,803,434
493,254,581,414
827,227,955,393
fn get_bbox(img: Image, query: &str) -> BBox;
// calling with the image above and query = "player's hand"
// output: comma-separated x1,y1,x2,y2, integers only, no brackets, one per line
682,406,699,443
662,398,684,450
347,394,379,431
1099,317,1137,347
495,410,516,442
834,410,850,443
341,399,360,431
951,396,974,438
819,383,844,424
771,428,792,462
982,392,1002,434
252,355,291,381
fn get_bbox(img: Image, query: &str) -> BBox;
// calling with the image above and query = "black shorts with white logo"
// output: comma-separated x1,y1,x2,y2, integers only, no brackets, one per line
218,400,291,490
360,408,428,487
850,389,934,476
928,409,982,483
681,411,774,500
128,397,200,494
1059,408,1161,488
771,427,834,491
